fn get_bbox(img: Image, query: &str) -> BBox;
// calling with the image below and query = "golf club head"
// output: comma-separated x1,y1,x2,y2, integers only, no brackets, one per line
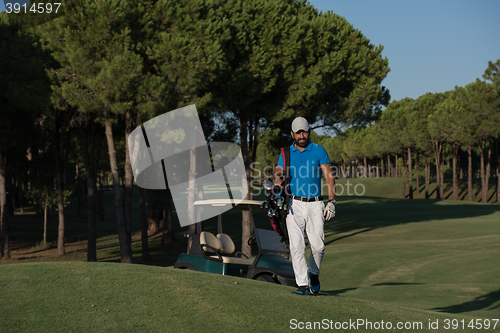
263,180,274,191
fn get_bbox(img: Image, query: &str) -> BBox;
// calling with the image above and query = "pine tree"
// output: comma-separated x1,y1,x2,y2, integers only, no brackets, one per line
454,80,498,203
0,22,51,258
482,59,500,205
37,0,152,262
378,98,414,198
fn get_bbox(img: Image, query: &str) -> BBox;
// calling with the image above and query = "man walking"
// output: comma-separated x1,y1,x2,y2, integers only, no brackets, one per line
274,117,336,295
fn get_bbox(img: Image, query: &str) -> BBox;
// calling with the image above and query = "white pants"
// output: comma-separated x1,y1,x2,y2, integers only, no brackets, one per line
286,199,325,287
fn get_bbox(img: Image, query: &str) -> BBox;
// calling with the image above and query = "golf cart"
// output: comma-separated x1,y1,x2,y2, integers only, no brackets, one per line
174,199,296,286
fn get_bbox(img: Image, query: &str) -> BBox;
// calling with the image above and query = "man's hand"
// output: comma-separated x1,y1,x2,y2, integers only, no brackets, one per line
273,165,284,186
324,202,335,220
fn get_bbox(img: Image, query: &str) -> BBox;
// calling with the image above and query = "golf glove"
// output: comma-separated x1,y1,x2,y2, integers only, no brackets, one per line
324,202,335,220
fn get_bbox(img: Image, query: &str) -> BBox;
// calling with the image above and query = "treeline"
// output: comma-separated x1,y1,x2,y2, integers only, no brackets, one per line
317,60,499,204
0,0,390,261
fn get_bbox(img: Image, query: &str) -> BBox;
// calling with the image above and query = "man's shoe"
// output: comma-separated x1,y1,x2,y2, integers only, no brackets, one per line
293,286,310,295
309,273,320,294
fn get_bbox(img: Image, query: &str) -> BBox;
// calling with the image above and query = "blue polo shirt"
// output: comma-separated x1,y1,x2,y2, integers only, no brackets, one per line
278,141,331,198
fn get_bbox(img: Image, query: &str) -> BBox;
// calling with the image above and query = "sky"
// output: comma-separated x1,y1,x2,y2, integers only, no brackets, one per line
1,0,499,105
308,0,500,102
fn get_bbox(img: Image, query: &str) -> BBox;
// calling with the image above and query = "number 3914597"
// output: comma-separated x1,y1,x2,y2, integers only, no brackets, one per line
5,2,62,14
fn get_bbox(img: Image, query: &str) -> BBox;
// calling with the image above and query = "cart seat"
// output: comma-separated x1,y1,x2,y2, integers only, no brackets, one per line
200,231,222,254
217,233,236,255
200,231,254,265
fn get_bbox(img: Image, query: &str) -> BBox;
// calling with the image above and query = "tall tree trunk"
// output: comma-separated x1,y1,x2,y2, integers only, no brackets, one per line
136,113,149,259
433,142,442,200
92,128,103,223
8,178,15,216
123,110,134,255
440,152,444,199
497,139,500,205
43,195,48,248
63,129,71,191
105,120,132,263
82,127,97,262
415,151,420,194
186,146,197,254
458,150,462,180
485,142,492,203
195,177,204,230
468,145,473,202
387,155,391,178
10,179,17,214
452,144,459,200
76,162,84,218
240,118,252,258
248,119,258,194
408,147,413,199
380,156,384,178
138,187,150,260
479,142,493,203
19,182,24,214
55,118,65,255
147,193,162,235
166,188,175,242
401,152,407,199
161,201,167,247
425,155,430,199
480,144,487,203
395,153,398,177
0,150,10,259
99,170,105,222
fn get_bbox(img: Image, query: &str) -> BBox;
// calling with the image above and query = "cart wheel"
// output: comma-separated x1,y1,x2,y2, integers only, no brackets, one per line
255,274,277,283
174,262,197,271
180,266,196,271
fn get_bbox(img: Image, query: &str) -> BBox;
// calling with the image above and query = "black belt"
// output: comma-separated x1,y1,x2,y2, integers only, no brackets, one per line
293,196,323,202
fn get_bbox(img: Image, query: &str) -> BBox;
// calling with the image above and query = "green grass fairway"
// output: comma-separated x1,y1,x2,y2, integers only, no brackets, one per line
325,197,500,321
0,261,498,333
3,178,500,332
1,194,500,332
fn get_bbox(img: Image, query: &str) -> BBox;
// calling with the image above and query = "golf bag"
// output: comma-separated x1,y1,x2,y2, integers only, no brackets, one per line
262,147,291,246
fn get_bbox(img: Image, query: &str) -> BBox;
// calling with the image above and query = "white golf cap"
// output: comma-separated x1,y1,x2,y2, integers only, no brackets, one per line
291,117,309,133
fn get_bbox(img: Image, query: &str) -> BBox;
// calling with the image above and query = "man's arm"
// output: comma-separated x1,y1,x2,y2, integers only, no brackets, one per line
320,163,335,202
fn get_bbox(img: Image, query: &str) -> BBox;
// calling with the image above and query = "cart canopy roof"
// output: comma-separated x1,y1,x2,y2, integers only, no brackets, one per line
193,199,263,211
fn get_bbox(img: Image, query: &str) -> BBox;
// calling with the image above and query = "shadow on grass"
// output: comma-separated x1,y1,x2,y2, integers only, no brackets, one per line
319,288,357,296
325,196,500,237
432,290,500,313
372,282,425,286
326,228,373,245
404,177,497,203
